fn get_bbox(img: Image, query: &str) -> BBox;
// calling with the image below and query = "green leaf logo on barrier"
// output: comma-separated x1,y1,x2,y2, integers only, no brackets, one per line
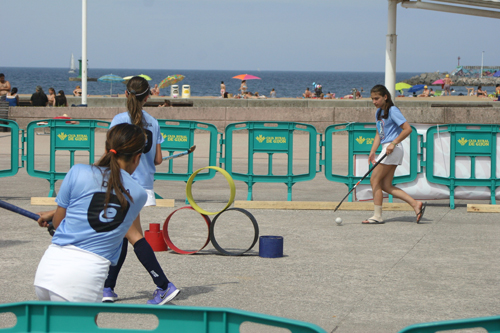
458,137,468,146
355,136,366,144
58,132,67,140
256,135,265,143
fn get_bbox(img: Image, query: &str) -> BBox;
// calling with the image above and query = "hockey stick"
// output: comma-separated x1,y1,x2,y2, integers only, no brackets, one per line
334,153,387,212
162,145,196,161
0,199,55,236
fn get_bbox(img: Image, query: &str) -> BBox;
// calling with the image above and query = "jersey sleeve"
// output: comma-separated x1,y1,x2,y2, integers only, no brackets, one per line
390,106,407,127
55,165,78,208
155,120,164,145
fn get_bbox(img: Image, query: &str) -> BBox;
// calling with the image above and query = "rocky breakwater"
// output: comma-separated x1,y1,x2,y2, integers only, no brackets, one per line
404,72,499,87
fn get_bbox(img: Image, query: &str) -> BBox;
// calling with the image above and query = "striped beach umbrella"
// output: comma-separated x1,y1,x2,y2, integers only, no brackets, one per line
97,74,124,95
159,75,185,89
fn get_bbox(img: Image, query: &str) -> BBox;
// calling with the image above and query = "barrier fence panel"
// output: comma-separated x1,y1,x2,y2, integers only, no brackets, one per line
154,120,218,199
426,124,500,209
224,121,317,201
27,119,110,197
0,119,20,178
324,123,419,203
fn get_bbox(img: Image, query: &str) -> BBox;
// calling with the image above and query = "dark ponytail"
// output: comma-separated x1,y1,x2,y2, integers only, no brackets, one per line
95,123,146,211
126,76,150,133
371,85,394,120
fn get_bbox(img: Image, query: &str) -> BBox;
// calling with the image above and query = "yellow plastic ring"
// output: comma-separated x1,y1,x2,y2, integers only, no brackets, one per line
186,166,236,215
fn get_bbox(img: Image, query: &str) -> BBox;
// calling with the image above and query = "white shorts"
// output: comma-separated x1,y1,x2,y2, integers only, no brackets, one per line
144,189,156,206
377,142,404,165
34,244,110,303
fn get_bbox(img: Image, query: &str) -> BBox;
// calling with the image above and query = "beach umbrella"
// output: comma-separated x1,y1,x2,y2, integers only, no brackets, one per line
159,74,185,89
432,79,445,85
122,74,153,84
493,71,500,77
408,84,426,93
97,74,124,95
395,82,412,92
232,74,261,80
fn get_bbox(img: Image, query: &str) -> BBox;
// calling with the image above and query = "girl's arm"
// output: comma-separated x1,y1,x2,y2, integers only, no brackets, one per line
368,131,381,164
386,122,412,155
154,143,163,165
37,206,66,229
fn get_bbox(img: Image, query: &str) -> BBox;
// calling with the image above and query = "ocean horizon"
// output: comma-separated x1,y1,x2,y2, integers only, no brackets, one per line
1,67,472,98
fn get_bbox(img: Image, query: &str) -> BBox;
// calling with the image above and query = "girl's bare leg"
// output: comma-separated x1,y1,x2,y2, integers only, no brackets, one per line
380,166,423,216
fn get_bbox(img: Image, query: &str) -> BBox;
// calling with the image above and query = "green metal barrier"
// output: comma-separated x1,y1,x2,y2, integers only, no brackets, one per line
426,124,500,209
0,119,20,178
154,120,218,185
224,121,317,201
324,123,419,203
398,315,500,333
26,119,110,197
0,301,326,333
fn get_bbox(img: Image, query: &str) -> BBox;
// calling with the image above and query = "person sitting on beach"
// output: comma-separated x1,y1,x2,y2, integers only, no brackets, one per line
466,87,475,96
55,90,68,107
477,86,487,97
418,86,430,97
303,88,313,98
151,84,160,96
254,92,266,99
324,92,333,99
429,88,435,97
158,99,171,107
495,84,500,97
270,88,276,98
73,86,82,96
6,87,19,107
239,80,247,96
355,90,361,99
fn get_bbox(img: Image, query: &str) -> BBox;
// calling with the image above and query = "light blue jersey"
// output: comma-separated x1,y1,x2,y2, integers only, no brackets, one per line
53,164,147,265
375,106,407,144
110,111,164,190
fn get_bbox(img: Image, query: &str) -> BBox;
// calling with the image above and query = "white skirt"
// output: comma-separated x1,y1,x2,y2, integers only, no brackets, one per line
144,189,156,206
34,244,110,303
376,142,404,165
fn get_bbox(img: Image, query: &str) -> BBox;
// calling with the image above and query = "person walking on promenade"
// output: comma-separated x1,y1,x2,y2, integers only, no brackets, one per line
443,74,453,96
103,76,180,305
30,86,48,106
34,123,148,302
0,74,11,100
363,84,426,224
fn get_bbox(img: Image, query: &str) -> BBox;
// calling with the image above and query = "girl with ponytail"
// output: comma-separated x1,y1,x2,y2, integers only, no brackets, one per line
363,85,426,225
103,76,180,306
34,124,148,302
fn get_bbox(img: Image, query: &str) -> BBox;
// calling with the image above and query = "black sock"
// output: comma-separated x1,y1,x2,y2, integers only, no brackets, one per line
104,238,129,290
133,238,169,290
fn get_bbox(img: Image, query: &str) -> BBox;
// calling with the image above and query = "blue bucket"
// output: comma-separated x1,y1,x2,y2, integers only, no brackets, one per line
259,236,283,258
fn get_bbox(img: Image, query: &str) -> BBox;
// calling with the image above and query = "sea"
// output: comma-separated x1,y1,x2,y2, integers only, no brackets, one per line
1,67,472,98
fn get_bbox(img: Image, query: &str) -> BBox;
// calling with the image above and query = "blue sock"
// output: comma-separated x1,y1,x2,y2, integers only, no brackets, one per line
134,238,169,290
104,238,128,290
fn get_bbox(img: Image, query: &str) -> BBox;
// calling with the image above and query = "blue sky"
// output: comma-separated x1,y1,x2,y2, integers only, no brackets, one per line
2,0,498,73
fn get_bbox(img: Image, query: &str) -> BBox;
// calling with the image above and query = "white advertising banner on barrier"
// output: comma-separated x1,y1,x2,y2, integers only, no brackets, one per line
355,124,500,201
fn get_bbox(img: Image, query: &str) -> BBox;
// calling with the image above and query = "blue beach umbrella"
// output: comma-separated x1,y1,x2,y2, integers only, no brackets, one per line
493,71,500,77
408,84,426,93
97,74,124,95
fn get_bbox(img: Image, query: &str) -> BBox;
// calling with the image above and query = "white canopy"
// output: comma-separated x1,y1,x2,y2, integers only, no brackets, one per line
385,0,500,99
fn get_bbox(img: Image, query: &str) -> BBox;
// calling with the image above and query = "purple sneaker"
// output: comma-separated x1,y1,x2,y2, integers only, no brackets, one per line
147,283,180,305
102,287,118,303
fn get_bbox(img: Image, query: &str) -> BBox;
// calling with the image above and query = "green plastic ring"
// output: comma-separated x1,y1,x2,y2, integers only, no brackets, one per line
186,166,236,215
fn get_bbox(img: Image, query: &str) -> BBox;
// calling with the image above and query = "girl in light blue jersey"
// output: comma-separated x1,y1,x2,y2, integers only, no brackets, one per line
34,124,147,302
363,85,426,224
103,76,179,306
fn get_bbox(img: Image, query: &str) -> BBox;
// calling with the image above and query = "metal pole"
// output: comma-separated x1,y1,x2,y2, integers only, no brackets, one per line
385,0,397,100
481,51,484,78
82,0,88,105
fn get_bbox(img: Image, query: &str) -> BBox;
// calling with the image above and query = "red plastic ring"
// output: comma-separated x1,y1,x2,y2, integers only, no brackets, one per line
162,206,211,254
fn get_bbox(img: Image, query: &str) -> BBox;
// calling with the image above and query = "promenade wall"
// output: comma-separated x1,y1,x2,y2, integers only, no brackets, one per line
9,97,500,133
